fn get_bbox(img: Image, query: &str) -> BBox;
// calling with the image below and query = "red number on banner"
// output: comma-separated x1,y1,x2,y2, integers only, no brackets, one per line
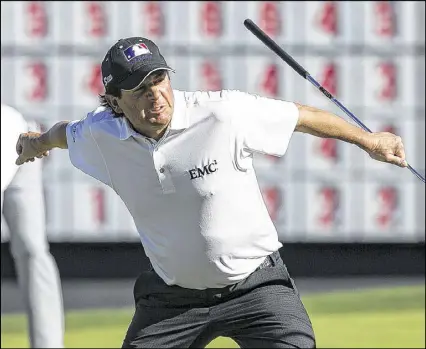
376,186,398,228
26,2,48,38
200,2,222,37
320,62,337,96
377,62,397,101
262,187,281,222
201,61,222,90
382,124,397,134
318,187,339,227
86,64,104,95
144,2,164,37
260,64,279,97
317,1,338,36
92,188,105,226
259,2,281,37
318,139,338,162
86,2,107,37
26,62,48,102
374,1,395,38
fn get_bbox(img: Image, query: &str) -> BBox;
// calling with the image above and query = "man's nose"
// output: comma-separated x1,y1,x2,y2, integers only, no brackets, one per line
145,86,162,101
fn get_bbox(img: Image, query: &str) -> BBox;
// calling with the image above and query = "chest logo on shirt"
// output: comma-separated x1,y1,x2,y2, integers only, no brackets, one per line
189,160,218,180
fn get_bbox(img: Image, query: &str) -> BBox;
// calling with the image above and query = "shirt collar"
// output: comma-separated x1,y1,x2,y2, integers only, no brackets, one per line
119,89,188,141
169,90,188,131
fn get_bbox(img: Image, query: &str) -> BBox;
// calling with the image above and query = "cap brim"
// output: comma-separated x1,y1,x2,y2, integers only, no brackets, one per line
119,64,175,91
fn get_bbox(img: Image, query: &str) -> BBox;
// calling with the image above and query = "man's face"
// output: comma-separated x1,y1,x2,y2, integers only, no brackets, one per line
114,70,174,138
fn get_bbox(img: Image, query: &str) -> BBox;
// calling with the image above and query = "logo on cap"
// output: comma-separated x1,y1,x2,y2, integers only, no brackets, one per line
123,43,151,61
103,74,113,86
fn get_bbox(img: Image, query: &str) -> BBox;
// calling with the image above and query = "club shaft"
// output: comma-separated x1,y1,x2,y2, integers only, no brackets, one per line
305,75,373,132
305,75,425,183
244,19,425,184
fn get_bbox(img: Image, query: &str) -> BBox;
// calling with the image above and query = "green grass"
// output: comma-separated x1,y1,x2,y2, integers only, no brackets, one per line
1,285,425,348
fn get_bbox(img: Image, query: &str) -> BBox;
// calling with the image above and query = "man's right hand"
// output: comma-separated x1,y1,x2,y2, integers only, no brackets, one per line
15,132,50,166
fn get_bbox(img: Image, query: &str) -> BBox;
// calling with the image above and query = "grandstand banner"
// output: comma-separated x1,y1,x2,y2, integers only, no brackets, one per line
1,1,424,242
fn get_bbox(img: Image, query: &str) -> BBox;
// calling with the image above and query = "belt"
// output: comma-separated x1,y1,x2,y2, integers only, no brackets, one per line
147,251,279,274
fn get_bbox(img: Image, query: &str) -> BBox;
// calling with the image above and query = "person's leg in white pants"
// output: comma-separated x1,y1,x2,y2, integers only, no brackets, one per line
2,158,65,348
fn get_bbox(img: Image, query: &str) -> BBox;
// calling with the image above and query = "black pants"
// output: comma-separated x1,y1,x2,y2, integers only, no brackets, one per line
122,251,315,348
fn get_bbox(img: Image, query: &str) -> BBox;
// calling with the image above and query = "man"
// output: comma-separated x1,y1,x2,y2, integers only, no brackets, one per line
1,104,65,348
15,37,408,348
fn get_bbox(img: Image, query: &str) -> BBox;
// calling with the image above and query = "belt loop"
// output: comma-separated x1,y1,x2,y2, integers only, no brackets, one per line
268,253,275,267
270,251,280,266
256,251,280,272
264,253,274,268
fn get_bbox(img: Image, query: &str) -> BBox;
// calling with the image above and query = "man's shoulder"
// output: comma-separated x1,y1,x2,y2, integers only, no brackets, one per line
177,89,252,107
84,106,117,125
80,106,123,131
1,104,28,134
73,106,124,139
176,89,254,124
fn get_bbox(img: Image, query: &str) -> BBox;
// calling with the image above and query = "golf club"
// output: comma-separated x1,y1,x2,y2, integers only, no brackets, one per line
244,18,425,184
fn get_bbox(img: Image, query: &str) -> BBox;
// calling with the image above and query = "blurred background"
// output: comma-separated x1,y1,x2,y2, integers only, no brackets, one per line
1,1,425,348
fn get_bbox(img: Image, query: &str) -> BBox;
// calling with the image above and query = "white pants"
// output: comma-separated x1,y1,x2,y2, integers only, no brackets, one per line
2,159,65,348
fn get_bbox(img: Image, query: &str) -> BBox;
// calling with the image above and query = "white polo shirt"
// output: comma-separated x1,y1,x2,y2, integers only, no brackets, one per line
1,105,29,205
66,90,299,289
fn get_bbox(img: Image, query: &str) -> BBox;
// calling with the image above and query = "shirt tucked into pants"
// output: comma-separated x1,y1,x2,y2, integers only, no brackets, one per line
122,251,316,348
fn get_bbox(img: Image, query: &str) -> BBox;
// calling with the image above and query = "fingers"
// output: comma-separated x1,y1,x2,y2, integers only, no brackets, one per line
16,134,23,155
375,134,408,168
36,151,49,159
14,133,50,166
390,136,407,167
15,134,25,165
16,143,23,156
16,150,49,165
394,138,406,165
15,155,32,166
385,153,407,168
15,156,36,166
15,155,25,166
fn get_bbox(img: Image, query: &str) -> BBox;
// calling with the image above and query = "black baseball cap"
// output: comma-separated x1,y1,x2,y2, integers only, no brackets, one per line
101,37,174,92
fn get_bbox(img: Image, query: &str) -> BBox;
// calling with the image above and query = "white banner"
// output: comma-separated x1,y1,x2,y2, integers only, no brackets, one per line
1,1,424,243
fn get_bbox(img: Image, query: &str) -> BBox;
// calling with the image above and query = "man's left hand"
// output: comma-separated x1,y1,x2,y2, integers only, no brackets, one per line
361,132,408,168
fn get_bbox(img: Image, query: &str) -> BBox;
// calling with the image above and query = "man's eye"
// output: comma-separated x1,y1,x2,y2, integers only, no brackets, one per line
153,78,163,85
155,74,166,83
134,88,146,96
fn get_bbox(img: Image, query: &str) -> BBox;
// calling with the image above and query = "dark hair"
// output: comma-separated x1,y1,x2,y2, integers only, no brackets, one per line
98,84,123,117
98,71,171,118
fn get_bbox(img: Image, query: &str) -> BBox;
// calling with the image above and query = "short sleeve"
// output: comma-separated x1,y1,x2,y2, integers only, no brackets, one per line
66,116,111,186
226,91,299,158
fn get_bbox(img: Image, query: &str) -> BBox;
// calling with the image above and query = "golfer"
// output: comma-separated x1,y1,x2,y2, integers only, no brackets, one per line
2,104,64,348
15,37,408,348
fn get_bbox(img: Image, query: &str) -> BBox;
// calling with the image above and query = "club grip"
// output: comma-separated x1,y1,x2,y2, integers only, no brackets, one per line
244,19,309,79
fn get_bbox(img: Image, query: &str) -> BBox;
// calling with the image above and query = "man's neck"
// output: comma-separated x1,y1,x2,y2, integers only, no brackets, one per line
134,123,170,142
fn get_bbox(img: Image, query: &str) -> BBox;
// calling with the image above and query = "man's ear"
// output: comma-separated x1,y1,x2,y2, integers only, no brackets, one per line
105,94,123,114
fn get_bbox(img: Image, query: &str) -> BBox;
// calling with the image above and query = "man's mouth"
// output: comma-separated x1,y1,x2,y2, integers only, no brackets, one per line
150,105,165,113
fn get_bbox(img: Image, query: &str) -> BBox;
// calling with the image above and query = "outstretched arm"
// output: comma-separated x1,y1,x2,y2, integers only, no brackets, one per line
15,121,70,166
16,116,111,186
294,103,408,168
